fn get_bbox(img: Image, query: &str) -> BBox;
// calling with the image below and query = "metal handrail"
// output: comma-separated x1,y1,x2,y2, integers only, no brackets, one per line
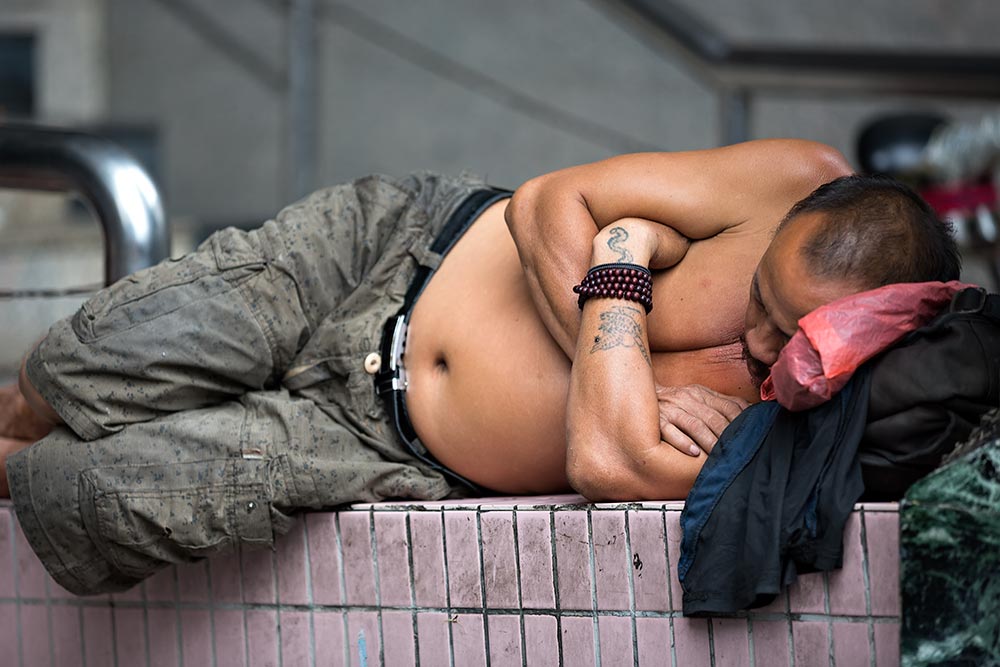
0,124,170,285
611,0,1000,143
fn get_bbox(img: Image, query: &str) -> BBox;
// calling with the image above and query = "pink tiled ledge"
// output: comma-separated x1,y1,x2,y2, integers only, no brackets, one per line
0,496,900,666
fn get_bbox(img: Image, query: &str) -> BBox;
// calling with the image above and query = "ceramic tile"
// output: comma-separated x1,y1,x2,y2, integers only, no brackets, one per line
665,510,684,612
241,545,276,605
444,511,482,608
751,619,791,667
591,511,630,610
789,571,827,614
673,617,711,667
598,615,634,666
0,605,17,665
865,512,900,617
147,608,180,667
712,617,751,667
829,512,867,615
874,622,900,667
553,511,593,611
410,511,447,607
340,512,377,606
487,614,522,667
0,510,14,598
83,606,116,667
636,616,672,666
451,613,487,667
21,603,50,667
145,565,178,603
314,611,346,667
416,612,451,666
276,520,310,606
346,611,380,667
524,614,559,666
381,610,415,666
210,549,245,605
179,609,214,667
51,605,84,667
791,620,828,667
832,621,870,667
177,559,210,603
114,607,148,665
247,609,279,667
279,611,311,667
480,512,519,609
560,615,596,667
374,512,412,607
516,511,555,609
214,609,248,667
13,518,46,599
111,581,144,603
305,513,343,606
628,510,669,611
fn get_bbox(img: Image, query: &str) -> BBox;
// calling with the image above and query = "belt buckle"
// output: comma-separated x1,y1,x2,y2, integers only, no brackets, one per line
376,314,408,396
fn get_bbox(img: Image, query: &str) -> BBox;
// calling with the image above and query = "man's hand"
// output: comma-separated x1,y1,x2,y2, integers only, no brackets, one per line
655,384,748,457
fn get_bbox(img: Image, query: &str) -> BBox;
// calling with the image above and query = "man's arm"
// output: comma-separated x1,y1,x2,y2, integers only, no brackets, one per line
505,139,853,357
566,219,712,501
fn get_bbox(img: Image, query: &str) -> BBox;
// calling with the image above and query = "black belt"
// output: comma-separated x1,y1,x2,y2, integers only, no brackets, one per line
375,187,511,491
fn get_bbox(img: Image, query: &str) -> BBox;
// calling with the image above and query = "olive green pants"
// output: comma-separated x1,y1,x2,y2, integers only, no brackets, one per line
8,172,489,594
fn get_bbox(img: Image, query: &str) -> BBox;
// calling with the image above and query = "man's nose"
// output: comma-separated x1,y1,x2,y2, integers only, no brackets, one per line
745,328,780,366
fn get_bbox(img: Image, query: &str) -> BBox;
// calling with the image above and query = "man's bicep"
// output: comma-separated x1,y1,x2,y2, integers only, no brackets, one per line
574,139,852,238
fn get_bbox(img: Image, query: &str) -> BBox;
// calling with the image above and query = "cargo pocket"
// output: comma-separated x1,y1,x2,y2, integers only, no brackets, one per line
82,457,282,578
72,232,266,343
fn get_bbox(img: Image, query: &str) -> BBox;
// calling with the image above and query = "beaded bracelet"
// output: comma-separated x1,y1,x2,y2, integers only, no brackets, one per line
572,262,653,313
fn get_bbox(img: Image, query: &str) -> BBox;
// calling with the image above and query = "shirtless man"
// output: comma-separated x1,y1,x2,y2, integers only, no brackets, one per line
0,139,958,594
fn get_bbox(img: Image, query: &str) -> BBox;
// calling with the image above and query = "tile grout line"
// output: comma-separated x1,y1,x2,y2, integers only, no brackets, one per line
140,580,151,667
272,543,282,667
662,510,678,667
204,561,217,667
475,509,493,667
173,566,184,667
403,513,420,667
548,510,564,667
45,560,55,667
511,509,527,667
824,570,834,667
438,509,456,667
238,546,252,666
12,512,24,667
333,513,349,667
623,511,638,666
368,508,386,667
301,518,317,667
586,507,601,667
859,509,876,667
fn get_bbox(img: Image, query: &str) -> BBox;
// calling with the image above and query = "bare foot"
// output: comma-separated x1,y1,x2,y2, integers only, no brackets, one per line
0,383,53,442
0,435,33,498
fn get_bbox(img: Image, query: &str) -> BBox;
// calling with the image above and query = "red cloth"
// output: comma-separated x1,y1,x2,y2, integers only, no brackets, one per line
761,281,974,411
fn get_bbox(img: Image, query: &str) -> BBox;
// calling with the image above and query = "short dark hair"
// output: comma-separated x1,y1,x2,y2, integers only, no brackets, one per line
778,174,961,287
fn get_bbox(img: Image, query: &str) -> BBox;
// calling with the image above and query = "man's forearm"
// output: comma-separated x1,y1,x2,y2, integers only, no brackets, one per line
506,174,597,357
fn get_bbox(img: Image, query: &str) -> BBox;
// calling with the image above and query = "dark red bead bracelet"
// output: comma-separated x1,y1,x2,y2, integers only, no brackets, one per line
572,262,653,313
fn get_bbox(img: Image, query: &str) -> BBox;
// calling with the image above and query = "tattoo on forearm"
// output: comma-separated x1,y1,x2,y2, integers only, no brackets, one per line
606,227,633,263
590,305,651,366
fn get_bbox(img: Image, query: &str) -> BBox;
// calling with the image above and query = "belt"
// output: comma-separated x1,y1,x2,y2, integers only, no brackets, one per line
375,186,511,491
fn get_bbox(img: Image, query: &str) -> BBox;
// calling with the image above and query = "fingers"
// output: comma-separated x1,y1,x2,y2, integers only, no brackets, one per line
656,384,751,457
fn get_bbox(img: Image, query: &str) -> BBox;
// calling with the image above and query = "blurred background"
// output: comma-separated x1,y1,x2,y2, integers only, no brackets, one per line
2,0,1000,379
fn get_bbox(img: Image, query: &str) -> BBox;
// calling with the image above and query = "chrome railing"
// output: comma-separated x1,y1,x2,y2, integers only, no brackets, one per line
0,124,169,285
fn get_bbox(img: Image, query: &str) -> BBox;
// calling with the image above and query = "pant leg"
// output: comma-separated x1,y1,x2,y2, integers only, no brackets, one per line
23,174,457,442
5,388,449,596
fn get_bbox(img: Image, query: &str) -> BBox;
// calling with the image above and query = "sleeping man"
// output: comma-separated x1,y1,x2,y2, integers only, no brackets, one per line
0,139,958,593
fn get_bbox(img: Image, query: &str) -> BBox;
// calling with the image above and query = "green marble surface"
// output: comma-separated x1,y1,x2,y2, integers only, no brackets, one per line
901,414,1000,666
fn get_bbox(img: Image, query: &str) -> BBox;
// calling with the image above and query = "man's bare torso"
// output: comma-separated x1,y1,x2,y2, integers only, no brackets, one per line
406,199,775,494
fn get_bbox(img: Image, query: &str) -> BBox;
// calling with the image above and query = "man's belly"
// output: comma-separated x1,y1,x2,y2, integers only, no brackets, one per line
405,201,757,494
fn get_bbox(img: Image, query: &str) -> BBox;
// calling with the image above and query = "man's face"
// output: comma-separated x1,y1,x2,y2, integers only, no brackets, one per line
742,213,860,386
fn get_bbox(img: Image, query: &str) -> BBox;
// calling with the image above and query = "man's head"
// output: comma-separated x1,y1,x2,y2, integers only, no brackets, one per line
742,174,961,386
